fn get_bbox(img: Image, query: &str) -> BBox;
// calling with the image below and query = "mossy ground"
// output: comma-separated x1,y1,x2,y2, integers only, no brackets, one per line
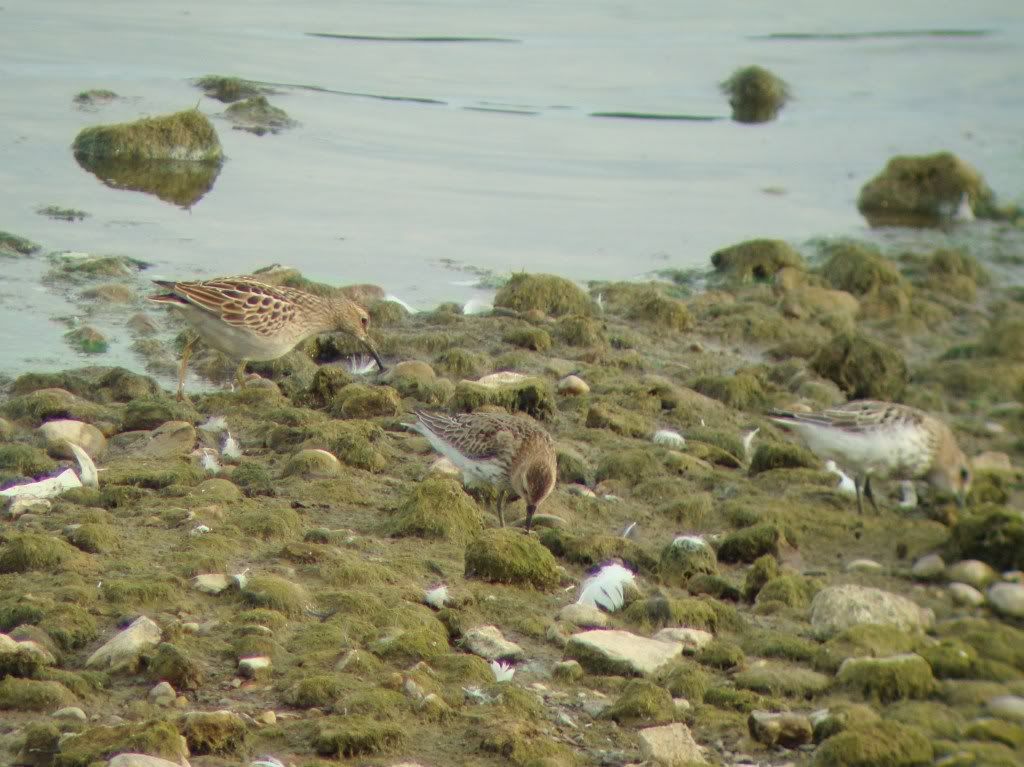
0,249,1022,766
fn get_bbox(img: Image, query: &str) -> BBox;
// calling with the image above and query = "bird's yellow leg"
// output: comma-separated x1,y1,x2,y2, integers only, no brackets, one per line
234,361,248,391
177,335,197,402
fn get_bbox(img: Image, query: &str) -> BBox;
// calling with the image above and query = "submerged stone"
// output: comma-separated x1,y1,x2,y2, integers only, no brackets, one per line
721,65,790,123
224,95,296,135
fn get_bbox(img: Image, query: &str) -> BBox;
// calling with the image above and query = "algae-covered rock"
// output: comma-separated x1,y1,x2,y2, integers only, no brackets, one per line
696,638,746,670
451,376,555,420
0,534,81,574
944,507,1024,571
0,444,58,477
810,331,908,399
391,475,483,545
0,677,77,711
721,65,790,123
180,710,248,756
600,679,675,724
980,316,1024,361
585,402,651,437
224,95,296,135
820,242,910,316
735,663,830,697
756,574,816,610
597,282,693,330
0,230,41,257
743,554,779,602
813,624,923,674
328,383,402,419
595,448,664,485
73,108,222,163
836,653,935,702
464,529,561,589
2,388,107,426
503,325,553,352
712,239,804,282
122,398,196,430
693,372,765,410
857,151,999,227
717,524,782,564
494,273,592,316
557,314,605,346
196,74,272,103
241,574,311,617
658,662,711,701
230,462,275,495
658,536,717,586
52,719,187,766
811,720,932,767
749,441,819,474
314,717,405,757
149,642,203,691
284,448,342,478
63,325,108,354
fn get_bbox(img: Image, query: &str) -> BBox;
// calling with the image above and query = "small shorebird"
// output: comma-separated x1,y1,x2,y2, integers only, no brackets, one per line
409,410,557,531
769,400,971,514
149,277,385,400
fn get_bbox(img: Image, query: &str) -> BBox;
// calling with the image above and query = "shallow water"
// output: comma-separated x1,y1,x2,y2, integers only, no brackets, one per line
1,0,1022,380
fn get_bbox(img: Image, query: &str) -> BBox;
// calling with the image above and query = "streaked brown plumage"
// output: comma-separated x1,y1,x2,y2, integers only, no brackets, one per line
149,276,384,399
770,400,971,513
409,410,557,531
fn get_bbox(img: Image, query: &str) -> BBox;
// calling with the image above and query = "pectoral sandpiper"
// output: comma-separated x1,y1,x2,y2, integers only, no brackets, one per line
769,400,971,513
149,276,385,400
409,410,557,531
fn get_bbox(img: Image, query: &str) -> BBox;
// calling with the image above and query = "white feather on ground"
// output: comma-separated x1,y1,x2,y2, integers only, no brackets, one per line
198,416,228,434
577,562,635,612
221,433,242,462
898,480,918,508
463,297,493,315
345,355,378,376
653,429,686,449
67,442,99,488
424,585,450,610
490,660,516,682
825,460,858,496
199,449,222,475
742,427,760,460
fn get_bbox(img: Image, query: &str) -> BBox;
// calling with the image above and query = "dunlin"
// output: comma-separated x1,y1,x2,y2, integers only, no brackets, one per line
769,400,971,513
149,277,384,399
409,410,557,531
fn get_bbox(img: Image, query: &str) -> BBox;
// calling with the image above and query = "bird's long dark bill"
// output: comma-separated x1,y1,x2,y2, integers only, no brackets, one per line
364,340,386,372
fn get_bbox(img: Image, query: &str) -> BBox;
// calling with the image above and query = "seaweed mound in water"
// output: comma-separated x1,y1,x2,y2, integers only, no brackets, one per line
72,109,223,207
195,74,273,103
224,96,296,135
721,65,790,123
857,151,1001,227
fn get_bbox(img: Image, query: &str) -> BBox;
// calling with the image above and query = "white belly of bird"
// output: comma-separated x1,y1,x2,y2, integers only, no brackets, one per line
177,305,302,360
798,422,929,479
414,426,507,488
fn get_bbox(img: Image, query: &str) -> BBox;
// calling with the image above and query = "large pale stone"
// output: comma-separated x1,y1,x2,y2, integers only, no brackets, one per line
810,585,933,639
637,723,706,766
109,421,196,460
558,602,608,628
462,625,525,661
988,695,1024,722
653,627,714,654
38,419,107,459
947,559,998,589
86,616,161,672
565,630,682,676
192,573,232,595
748,710,813,747
988,582,1024,619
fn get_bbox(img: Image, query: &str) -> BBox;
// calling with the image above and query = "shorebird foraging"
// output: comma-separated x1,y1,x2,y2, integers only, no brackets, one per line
769,400,971,514
149,277,385,400
409,410,557,531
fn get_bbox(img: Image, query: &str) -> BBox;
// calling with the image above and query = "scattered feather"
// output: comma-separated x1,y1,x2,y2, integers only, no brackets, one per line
825,460,858,496
595,293,604,312
67,442,99,488
345,354,378,376
462,686,496,704
249,758,285,767
424,584,450,610
620,521,638,539
953,192,975,223
463,297,493,315
653,429,686,449
221,433,242,462
490,660,516,682
742,427,760,459
190,524,211,536
199,449,222,475
198,416,228,434
898,481,918,509
384,294,416,313
602,494,621,502
233,568,250,589
577,562,636,612
671,535,710,551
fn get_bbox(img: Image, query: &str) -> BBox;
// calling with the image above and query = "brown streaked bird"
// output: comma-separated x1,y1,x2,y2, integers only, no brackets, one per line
148,276,385,400
409,410,557,531
769,400,971,514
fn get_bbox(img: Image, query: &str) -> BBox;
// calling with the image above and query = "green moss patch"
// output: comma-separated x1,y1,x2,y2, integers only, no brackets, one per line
0,534,82,574
945,506,1024,571
600,679,675,724
734,662,830,698
451,377,555,420
391,475,483,545
0,444,57,476
836,654,935,703
712,238,804,282
494,273,592,316
0,677,76,711
53,719,185,767
693,372,765,410
811,721,932,767
749,441,819,474
717,524,782,564
180,710,249,756
314,717,405,757
464,529,561,589
0,230,41,257
73,108,222,163
241,574,311,617
810,331,908,399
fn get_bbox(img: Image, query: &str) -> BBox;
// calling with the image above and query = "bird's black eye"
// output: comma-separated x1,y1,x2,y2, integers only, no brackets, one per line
361,316,369,329
960,467,971,482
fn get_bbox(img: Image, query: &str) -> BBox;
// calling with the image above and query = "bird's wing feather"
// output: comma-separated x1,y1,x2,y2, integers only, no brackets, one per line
413,411,524,461
163,279,300,337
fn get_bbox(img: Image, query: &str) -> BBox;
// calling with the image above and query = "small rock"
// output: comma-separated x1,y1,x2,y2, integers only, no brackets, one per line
85,615,162,672
181,622,199,634
988,695,1024,722
558,603,608,628
637,722,706,766
192,573,232,595
462,625,525,661
565,630,682,676
748,710,813,748
987,582,1024,618
52,706,88,722
257,710,277,725
809,585,934,639
107,756,187,767
948,582,985,607
557,375,590,396
947,559,998,589
552,660,584,682
37,419,107,459
972,451,1012,471
285,448,342,479
149,681,176,706
238,656,272,678
847,558,886,574
911,553,945,580
652,627,714,654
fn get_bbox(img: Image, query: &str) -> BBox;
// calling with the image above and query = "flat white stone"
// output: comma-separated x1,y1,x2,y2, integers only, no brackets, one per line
653,627,714,654
987,582,1024,619
558,603,608,628
566,630,682,676
86,616,161,672
239,656,272,678
637,723,706,766
910,553,945,580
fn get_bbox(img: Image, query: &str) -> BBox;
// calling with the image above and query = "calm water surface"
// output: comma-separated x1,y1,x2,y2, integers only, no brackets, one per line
1,0,1022,378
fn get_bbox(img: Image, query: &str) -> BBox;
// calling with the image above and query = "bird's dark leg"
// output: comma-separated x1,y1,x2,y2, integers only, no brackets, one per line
854,476,865,515
524,503,537,533
864,476,881,515
234,361,247,391
495,490,507,528
177,335,197,402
